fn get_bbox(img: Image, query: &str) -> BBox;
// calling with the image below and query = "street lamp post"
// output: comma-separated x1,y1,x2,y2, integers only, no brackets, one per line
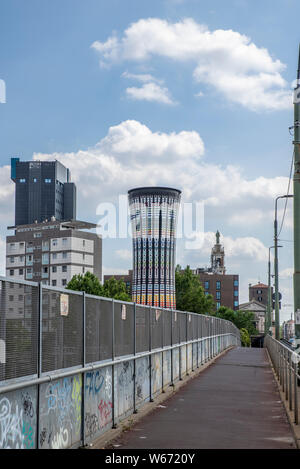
274,195,293,340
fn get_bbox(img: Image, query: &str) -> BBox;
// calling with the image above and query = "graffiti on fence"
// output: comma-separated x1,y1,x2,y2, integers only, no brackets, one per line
0,389,36,449
39,374,82,449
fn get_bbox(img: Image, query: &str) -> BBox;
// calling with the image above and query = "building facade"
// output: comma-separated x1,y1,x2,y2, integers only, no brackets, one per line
6,219,102,286
238,299,266,334
194,270,239,311
103,270,133,295
11,158,76,226
190,231,239,310
128,187,181,309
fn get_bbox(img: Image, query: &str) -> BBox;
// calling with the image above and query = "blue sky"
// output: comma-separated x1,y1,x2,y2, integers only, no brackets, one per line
0,0,299,321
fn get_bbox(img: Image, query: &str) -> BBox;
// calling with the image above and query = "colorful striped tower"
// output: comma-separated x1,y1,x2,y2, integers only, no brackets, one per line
128,187,181,309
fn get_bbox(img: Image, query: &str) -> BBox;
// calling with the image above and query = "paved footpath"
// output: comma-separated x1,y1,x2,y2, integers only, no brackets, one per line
107,347,296,449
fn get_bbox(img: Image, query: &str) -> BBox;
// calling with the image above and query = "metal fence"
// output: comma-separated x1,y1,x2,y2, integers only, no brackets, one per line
0,276,241,449
265,335,299,425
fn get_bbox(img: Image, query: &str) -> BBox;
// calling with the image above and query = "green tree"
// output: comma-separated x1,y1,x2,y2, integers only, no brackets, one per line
175,265,215,314
66,271,131,301
240,328,251,347
102,276,131,302
213,306,258,337
66,271,104,296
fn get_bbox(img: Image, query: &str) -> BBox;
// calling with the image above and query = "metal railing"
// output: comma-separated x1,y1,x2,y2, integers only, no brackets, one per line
0,276,241,449
265,334,299,425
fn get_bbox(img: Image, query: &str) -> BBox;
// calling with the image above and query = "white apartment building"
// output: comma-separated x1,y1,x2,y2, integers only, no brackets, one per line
6,219,102,287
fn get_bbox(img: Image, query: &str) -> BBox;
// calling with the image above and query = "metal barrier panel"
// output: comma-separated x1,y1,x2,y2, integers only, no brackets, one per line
41,289,83,373
114,302,134,358
151,352,162,397
85,297,113,364
136,306,150,354
39,374,82,449
0,386,37,449
173,347,180,382
163,310,172,347
114,360,134,422
179,312,187,343
0,280,39,381
84,366,113,442
135,356,150,407
151,308,163,350
163,350,171,388
172,311,179,345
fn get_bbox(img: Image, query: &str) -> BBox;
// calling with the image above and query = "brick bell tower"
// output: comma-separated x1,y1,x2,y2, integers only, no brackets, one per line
211,230,226,275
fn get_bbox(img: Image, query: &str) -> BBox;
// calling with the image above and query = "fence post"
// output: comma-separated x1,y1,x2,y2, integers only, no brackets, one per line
162,310,165,393
81,291,86,447
36,281,43,449
133,303,138,414
179,313,182,381
170,310,174,387
294,360,299,425
186,314,189,376
111,299,117,429
149,307,153,402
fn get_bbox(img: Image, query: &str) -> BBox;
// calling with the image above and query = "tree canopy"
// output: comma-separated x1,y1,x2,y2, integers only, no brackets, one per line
212,305,258,338
175,265,215,315
66,271,131,302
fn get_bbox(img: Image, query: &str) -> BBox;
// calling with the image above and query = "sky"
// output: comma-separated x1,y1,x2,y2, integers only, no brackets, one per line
0,0,299,323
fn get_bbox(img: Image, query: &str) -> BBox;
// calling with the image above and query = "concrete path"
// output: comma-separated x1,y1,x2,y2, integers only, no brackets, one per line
107,348,296,449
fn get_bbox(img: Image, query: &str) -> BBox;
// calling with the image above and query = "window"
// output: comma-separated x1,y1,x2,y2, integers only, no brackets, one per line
33,232,41,238
9,270,14,276
62,252,67,259
216,302,221,309
83,239,85,247
62,265,67,272
45,178,52,183
52,266,57,273
62,279,67,286
52,280,57,286
10,256,14,263
234,280,239,287
216,281,221,290
257,289,262,294
19,269,23,275
52,253,57,260
234,301,239,308
19,178,26,183
52,239,58,247
62,238,67,245
43,267,48,273
204,281,210,290
234,291,239,297
216,291,221,300
258,296,263,302
9,295,14,302
204,291,209,296
33,178,37,183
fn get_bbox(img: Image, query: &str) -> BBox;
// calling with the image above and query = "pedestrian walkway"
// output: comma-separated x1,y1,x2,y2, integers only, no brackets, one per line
106,348,296,449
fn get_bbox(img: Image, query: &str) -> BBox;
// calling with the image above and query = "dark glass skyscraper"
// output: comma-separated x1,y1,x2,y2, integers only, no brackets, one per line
11,158,76,226
128,187,181,309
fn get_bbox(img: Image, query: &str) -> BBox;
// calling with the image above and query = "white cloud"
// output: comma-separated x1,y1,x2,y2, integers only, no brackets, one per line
92,18,291,111
126,82,176,105
122,71,163,84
